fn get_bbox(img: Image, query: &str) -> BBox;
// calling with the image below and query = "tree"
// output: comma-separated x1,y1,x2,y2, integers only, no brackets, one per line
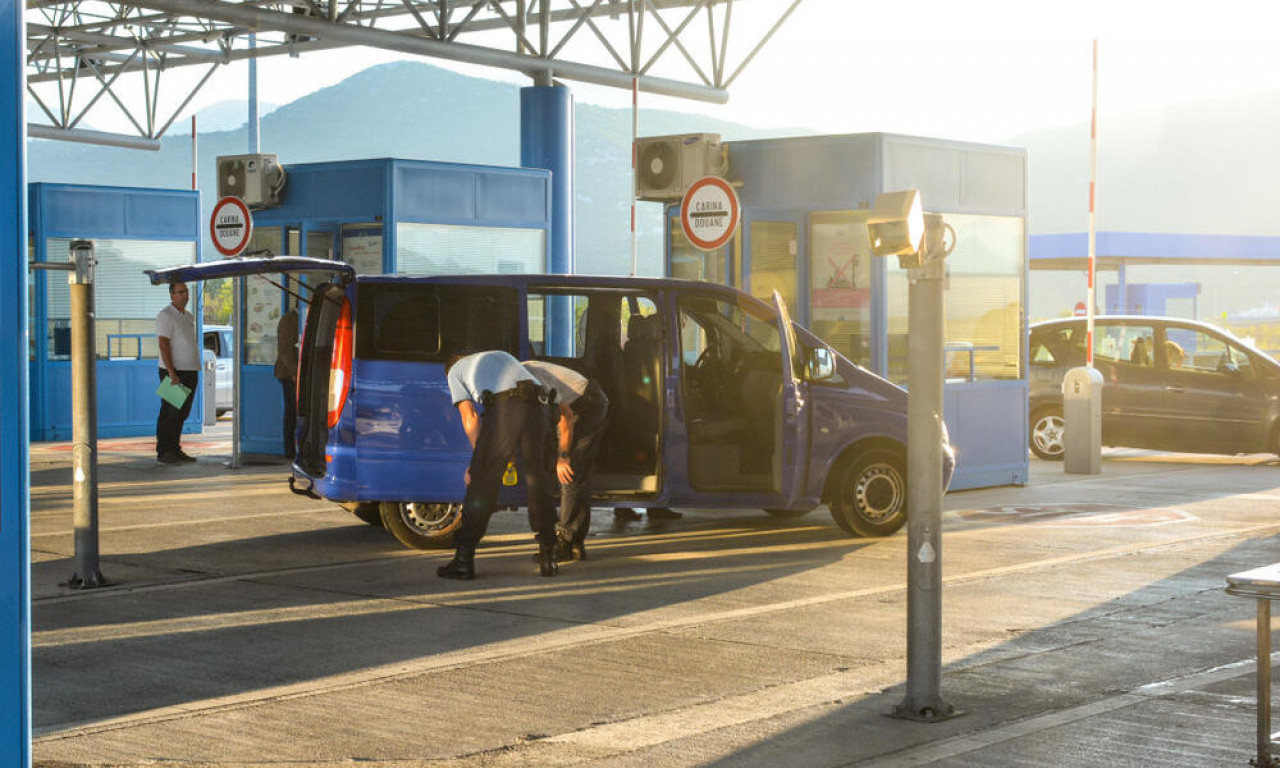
203,278,232,325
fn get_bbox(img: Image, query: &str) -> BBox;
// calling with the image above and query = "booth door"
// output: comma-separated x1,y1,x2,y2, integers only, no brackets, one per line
742,211,807,328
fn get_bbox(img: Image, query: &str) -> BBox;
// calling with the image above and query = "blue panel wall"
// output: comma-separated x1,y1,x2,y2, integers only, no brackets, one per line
943,381,1029,490
2,0,31,761
33,183,199,239
256,161,388,223
36,362,202,441
728,134,882,210
239,365,284,454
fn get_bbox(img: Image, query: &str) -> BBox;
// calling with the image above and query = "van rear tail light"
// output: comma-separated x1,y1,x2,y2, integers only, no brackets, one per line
327,297,353,428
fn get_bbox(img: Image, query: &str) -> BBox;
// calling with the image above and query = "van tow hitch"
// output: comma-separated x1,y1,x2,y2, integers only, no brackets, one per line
289,474,322,500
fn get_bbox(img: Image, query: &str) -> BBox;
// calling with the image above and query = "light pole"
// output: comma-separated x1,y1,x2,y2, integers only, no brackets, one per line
866,191,957,721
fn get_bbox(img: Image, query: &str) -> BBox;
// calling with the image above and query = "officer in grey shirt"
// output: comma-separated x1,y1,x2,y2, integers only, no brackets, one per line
439,350,559,580
522,360,609,562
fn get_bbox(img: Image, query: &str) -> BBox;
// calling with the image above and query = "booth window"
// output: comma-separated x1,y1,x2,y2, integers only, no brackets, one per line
670,223,729,285
43,237,195,361
342,223,384,274
886,214,1024,384
808,211,872,367
395,222,544,275
747,221,798,313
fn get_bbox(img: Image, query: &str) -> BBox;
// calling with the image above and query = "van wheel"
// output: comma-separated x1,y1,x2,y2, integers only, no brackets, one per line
828,448,907,537
379,502,461,550
1030,406,1066,461
765,508,812,518
349,503,383,527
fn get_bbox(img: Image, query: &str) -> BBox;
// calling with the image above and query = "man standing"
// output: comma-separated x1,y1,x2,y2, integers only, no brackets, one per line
522,360,609,562
274,302,299,459
155,280,199,464
438,350,559,580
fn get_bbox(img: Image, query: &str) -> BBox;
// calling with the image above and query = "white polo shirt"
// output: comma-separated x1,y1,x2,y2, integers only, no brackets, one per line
156,304,200,371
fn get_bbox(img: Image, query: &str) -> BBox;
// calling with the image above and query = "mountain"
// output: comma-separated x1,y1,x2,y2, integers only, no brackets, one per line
169,100,282,134
28,60,809,276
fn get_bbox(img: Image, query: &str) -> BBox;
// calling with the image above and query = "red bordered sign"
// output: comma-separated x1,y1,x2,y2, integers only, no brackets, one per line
210,196,253,257
680,176,740,252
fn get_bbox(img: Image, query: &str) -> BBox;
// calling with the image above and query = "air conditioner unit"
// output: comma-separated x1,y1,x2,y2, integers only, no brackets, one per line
634,133,722,201
216,153,286,209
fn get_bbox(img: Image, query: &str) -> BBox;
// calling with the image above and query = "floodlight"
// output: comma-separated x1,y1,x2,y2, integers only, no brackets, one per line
867,190,925,262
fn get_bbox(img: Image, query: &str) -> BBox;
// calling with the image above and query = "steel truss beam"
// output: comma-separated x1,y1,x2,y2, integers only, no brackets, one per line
25,0,804,144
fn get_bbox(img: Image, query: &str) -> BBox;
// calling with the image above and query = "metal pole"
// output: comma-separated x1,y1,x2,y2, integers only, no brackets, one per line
894,215,954,721
1258,599,1274,767
1086,39,1098,367
67,241,105,588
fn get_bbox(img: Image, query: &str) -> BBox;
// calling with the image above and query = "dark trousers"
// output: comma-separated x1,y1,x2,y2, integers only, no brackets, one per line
456,396,557,549
156,369,198,458
279,376,297,459
557,386,609,545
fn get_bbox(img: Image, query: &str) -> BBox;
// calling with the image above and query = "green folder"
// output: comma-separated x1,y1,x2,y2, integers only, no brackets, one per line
155,378,192,408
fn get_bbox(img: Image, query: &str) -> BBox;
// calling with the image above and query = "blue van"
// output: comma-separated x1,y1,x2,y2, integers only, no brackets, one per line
151,258,954,549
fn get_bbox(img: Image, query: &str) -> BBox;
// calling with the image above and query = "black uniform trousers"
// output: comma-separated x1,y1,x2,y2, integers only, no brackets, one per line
557,383,609,545
156,369,199,458
279,376,297,459
455,393,558,550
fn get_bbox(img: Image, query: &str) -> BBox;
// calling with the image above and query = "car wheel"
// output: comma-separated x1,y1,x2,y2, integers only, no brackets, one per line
348,503,383,527
379,501,461,550
1030,406,1066,461
765,508,813,519
828,448,907,537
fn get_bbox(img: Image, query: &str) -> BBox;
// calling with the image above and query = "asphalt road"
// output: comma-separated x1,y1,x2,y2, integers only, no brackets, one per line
25,438,1280,767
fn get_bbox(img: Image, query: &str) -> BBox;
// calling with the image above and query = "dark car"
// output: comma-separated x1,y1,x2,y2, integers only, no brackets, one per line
1028,316,1280,460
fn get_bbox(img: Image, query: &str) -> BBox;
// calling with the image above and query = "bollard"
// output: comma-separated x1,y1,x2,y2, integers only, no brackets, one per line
202,348,217,427
1063,366,1103,475
67,239,106,588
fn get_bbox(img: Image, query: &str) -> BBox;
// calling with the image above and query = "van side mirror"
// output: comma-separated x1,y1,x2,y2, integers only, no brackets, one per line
806,346,836,382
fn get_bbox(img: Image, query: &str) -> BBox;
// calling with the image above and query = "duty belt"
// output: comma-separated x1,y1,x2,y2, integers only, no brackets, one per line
482,380,553,408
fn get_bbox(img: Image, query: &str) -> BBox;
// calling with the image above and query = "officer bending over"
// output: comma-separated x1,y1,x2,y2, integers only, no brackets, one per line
439,350,559,580
523,360,609,562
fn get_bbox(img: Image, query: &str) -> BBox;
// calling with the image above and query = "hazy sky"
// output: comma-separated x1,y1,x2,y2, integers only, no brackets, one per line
48,0,1280,142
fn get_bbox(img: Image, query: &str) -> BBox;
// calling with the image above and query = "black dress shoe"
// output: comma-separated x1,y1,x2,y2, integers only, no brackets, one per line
176,451,198,464
536,544,559,577
555,539,575,563
156,452,182,465
614,507,642,522
437,546,476,580
646,507,682,519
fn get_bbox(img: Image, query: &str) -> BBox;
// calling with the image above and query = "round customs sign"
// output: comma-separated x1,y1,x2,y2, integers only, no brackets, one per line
210,196,253,257
680,176,740,252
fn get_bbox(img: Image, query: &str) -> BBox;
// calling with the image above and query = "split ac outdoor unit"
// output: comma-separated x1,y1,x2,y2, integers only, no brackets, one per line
216,153,286,208
634,133,722,201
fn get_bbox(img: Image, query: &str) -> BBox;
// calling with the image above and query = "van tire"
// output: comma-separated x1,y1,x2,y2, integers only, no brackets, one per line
379,502,462,550
1030,406,1066,461
765,508,812,519
828,448,907,537
350,503,383,527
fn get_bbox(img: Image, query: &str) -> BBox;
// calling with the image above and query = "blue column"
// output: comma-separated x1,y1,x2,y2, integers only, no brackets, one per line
1,0,32,763
520,85,573,356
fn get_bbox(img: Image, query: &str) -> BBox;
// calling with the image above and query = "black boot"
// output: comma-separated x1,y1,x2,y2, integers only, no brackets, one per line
437,546,476,580
536,543,560,577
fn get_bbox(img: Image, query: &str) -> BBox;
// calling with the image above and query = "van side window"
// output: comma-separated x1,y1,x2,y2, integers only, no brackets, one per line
526,293,590,358
355,283,518,362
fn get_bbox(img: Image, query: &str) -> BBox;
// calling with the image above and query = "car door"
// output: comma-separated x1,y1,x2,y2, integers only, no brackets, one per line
1091,320,1168,448
772,291,812,505
1158,324,1269,453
